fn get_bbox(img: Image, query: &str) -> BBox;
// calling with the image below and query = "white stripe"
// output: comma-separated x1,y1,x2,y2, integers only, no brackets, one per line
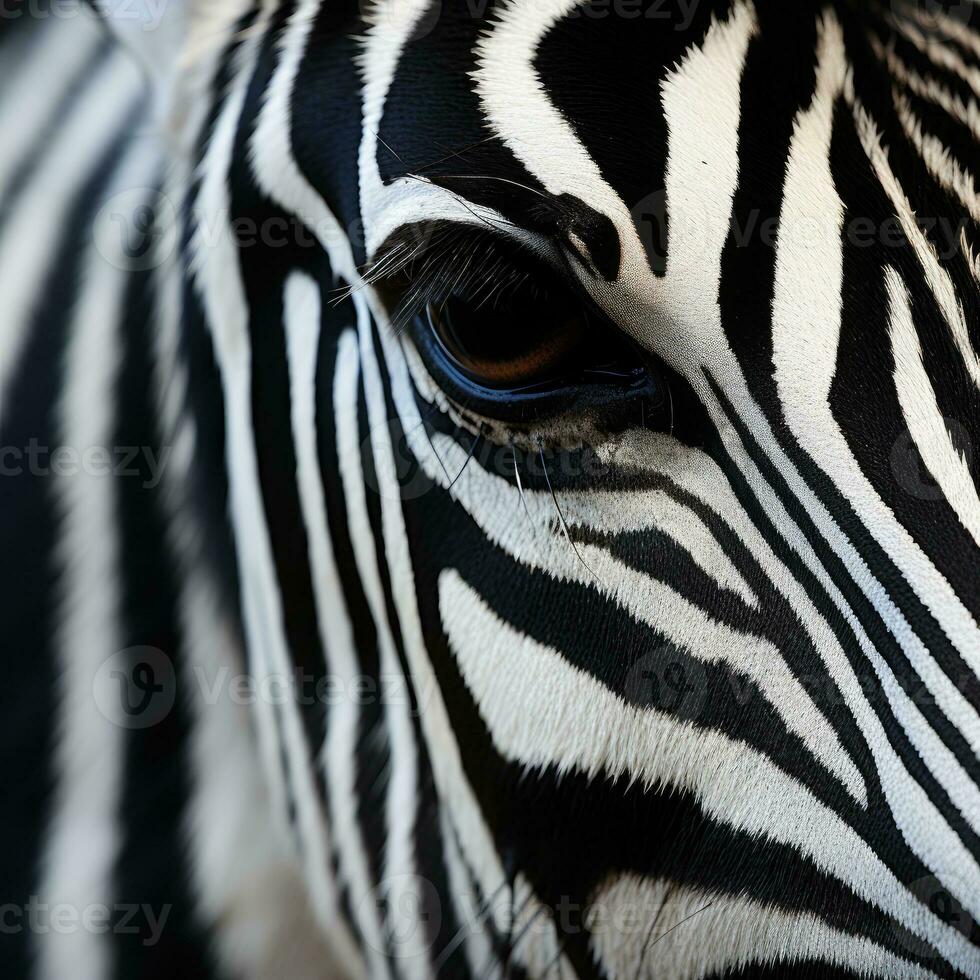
347,292,431,978
659,2,757,334
855,97,980,397
892,89,980,225
761,14,974,831
282,272,364,975
358,0,516,260
764,72,980,745
363,290,570,980
330,328,396,979
181,579,349,980
191,12,350,925
892,16,980,99
37,143,156,980
250,0,356,280
906,4,980,62
397,327,980,968
462,0,980,956
150,54,352,980
612,428,980,870
439,570,979,975
634,2,980,918
414,423,865,809
473,0,632,226
0,50,140,421
590,875,939,979
372,284,867,975
873,37,980,144
697,388,980,962
0,14,102,196
557,486,759,608
437,810,497,978
648,18,980,921
190,6,293,839
189,20,367,976
475,0,759,362
771,10,847,429
887,267,980,548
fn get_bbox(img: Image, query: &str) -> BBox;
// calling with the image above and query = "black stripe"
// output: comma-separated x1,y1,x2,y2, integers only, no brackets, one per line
827,99,980,631
537,0,732,276
110,194,224,980
362,316,468,976
0,97,143,980
842,9,980,359
378,0,551,228
703,959,890,979
0,36,111,230
886,21,980,119
291,0,366,258
570,477,882,797
710,86,980,808
398,455,958,973
705,372,980,877
313,289,392,949
179,7,257,624
228,0,332,787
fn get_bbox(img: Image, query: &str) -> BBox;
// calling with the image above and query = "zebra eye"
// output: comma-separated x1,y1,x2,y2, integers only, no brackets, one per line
375,224,668,427
424,292,591,391
409,286,664,427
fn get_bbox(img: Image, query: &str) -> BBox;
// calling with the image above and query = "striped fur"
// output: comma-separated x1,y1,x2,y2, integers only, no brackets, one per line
1,0,978,977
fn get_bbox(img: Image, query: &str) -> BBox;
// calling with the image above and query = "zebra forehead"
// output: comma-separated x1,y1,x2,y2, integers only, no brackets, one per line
359,5,974,325
371,0,739,226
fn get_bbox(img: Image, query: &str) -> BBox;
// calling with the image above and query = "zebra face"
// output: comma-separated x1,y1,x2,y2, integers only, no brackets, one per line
180,0,980,975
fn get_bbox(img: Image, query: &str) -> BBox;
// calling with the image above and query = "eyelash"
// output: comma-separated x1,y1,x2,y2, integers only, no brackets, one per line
363,224,561,332
364,225,668,439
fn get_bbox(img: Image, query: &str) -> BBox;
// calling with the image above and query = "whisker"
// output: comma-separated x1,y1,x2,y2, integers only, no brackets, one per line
402,173,523,231
412,134,503,173
637,900,714,977
513,447,540,552
448,433,479,491
367,125,403,163
431,877,513,974
435,173,552,200
418,407,453,487
632,883,676,980
478,888,537,980
540,449,602,586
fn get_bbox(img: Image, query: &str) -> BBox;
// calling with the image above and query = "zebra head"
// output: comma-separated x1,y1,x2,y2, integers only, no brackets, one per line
165,0,980,976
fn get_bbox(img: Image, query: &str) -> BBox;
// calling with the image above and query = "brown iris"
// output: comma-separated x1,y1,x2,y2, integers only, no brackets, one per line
426,296,591,390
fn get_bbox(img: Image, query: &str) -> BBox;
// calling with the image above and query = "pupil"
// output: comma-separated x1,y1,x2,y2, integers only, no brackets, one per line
428,294,587,389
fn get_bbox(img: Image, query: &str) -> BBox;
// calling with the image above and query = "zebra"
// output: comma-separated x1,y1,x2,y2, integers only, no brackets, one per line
1,0,978,977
